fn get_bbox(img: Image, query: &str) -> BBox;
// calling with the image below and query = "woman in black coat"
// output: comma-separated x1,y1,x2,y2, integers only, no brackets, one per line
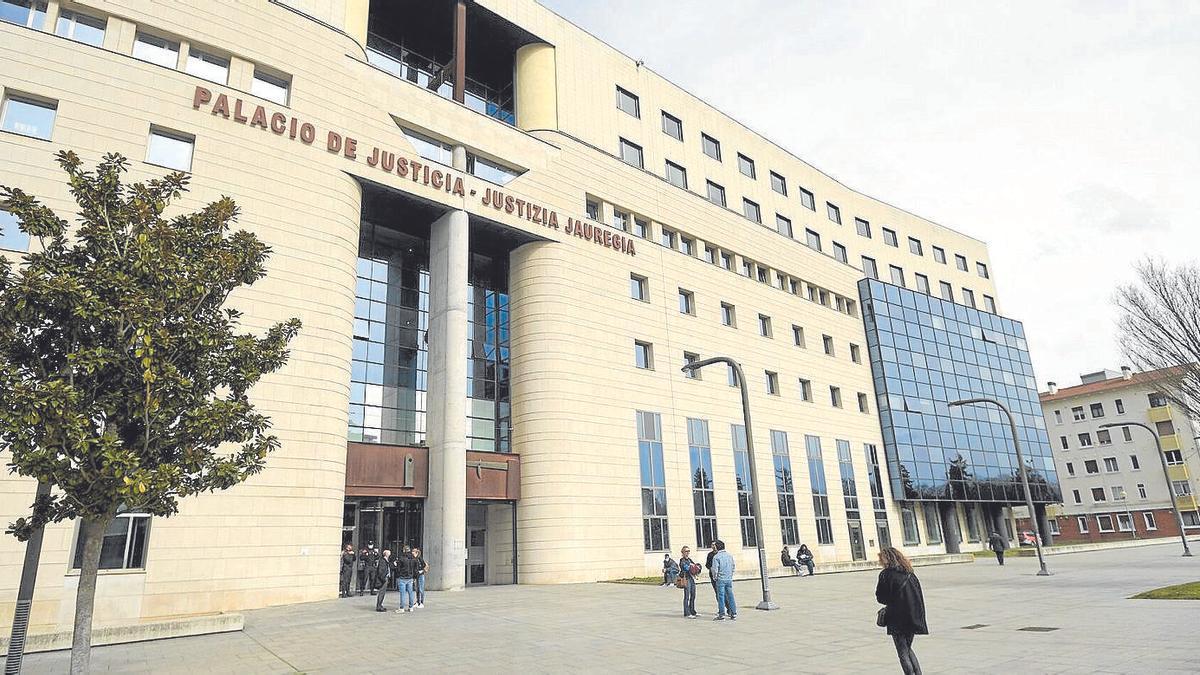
875,547,927,675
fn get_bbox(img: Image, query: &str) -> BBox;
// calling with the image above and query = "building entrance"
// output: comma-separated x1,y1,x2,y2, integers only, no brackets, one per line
848,521,867,561
466,504,487,585
343,498,423,556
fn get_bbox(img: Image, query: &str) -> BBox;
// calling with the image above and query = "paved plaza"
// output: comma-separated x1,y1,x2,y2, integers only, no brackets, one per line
22,542,1200,674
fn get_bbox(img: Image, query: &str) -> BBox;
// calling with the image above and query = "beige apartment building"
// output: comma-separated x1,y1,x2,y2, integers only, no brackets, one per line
1039,367,1200,542
0,0,1054,636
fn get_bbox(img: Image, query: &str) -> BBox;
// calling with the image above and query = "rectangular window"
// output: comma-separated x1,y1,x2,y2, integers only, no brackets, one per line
1137,483,1147,499
908,237,923,256
1112,485,1125,501
830,386,842,408
251,69,290,105
766,431,800,545
805,228,822,252
1072,406,1086,421
1117,515,1132,533
55,9,105,47
882,228,898,247
758,314,772,337
1148,392,1168,407
1184,511,1200,528
616,86,640,118
1066,462,1075,475
955,254,968,271
688,419,719,548
822,334,835,356
855,218,871,238
633,217,649,239
932,246,946,264
830,241,847,264
1104,457,1118,472
1,0,45,28
665,160,688,189
683,351,700,379
1085,459,1098,473
1097,429,1112,445
704,245,716,264
799,378,812,402
792,325,806,348
961,288,976,308
983,295,996,313
1,93,56,140
805,436,834,544
737,153,756,178
678,288,694,315
71,512,150,570
1079,433,1094,448
857,392,869,413
1173,480,1192,497
836,440,860,523
770,171,787,195
661,111,683,140
612,209,630,232
775,214,793,238
889,265,906,288
1090,403,1105,418
636,411,669,551
939,281,953,302
727,363,738,387
862,256,879,280
901,505,921,545
701,133,721,161
765,370,779,395
799,188,815,211
977,262,990,278
850,343,861,363
1130,455,1140,470
706,180,726,207
619,138,644,168
1091,487,1106,502
1096,514,1114,532
740,259,752,277
185,48,230,85
633,340,653,369
720,302,736,327
660,228,676,249
1143,512,1157,530
720,251,732,270
1115,398,1125,414
1157,419,1176,436
914,273,931,295
1077,516,1089,533
629,273,648,301
1054,410,1063,425
922,504,943,544
586,199,599,220
1072,489,1081,503
826,202,841,224
732,425,757,546
743,199,761,223
0,209,29,252
145,126,194,172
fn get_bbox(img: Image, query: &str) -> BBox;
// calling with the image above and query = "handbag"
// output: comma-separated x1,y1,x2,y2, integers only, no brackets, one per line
877,573,913,628
674,575,687,589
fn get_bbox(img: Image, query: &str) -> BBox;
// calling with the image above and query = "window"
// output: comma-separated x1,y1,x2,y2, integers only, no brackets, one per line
740,259,752,277
765,371,779,395
661,111,682,140
787,227,816,253
1071,406,1085,421
1143,512,1157,530
763,432,799,546
732,425,758,547
55,9,105,47
683,352,700,379
706,181,726,207
1090,402,1105,418
889,265,905,288
145,127,194,172
1130,455,1140,470
680,237,695,256
822,334,835,356
251,69,290,105
1091,487,1106,502
792,325,806,348
71,511,150,570
862,256,879,280
1115,399,1125,414
836,440,861,524
914,273,931,295
665,160,687,189
1,93,55,140
1157,419,1176,436
633,217,649,239
857,392,869,413
616,86,640,118
701,133,721,160
932,246,946,264
961,288,976,308
770,172,787,195
636,411,669,551
633,340,653,369
1096,515,1114,532
1148,392,1168,407
855,218,871,238
1054,410,1063,424
1,0,44,28
1137,483,1147,499
704,245,716,264
1048,519,1061,536
1060,436,1068,449
901,505,921,545
829,386,842,408
939,281,953,302
1112,485,1126,501
720,251,732,270
1071,489,1081,504
660,228,676,249
798,378,812,401
1085,459,1098,473
727,364,738,387
1066,462,1075,476
756,266,768,284
619,138,644,168
612,209,630,232
977,262,990,279
742,199,761,223
831,242,848,264
775,214,793,238
922,504,943,544
720,302,736,327
882,228,898,247
0,209,29,252
185,48,230,85
1097,429,1112,446
133,33,180,69
1077,516,1089,533
737,153,756,179
1103,457,1118,472
1185,511,1200,528
850,343,861,363
687,419,718,547
1166,450,1184,465
983,295,996,313
629,273,648,301
586,199,599,220
799,188,815,211
826,202,841,224
955,254,968,271
1172,480,1192,497
805,436,834,544
908,237,923,256
678,288,694,315
758,314,772,337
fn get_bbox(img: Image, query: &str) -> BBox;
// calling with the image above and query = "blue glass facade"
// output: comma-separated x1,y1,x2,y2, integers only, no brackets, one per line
858,279,1061,504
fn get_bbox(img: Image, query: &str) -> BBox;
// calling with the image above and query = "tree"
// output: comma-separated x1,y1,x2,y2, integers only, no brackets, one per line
0,152,300,673
1115,258,1200,419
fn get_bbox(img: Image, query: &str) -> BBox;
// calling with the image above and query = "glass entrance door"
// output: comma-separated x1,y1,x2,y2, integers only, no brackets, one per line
466,504,487,585
848,521,867,560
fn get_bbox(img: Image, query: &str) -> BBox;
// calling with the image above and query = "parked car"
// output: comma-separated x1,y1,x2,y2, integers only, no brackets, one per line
1018,530,1041,546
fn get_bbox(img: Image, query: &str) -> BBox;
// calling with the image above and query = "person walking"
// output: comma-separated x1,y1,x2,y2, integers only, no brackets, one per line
704,541,719,603
412,546,429,608
875,547,928,675
678,546,699,618
372,549,393,612
711,540,737,621
797,543,815,577
339,543,356,597
987,531,1006,566
780,546,802,575
662,553,680,586
393,547,418,613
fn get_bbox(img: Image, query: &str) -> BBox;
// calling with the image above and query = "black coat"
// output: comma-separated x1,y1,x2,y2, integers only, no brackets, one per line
988,534,1005,552
875,568,928,636
371,556,393,587
705,549,717,572
394,553,418,579
340,552,356,572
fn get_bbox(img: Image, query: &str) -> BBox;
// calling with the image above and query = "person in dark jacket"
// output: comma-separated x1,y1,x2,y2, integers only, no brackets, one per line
875,546,928,675
704,541,719,602
678,546,699,618
393,549,418,613
987,532,1006,565
412,547,429,609
355,543,374,596
780,546,802,575
797,544,815,577
662,554,680,586
339,544,356,597
372,549,393,612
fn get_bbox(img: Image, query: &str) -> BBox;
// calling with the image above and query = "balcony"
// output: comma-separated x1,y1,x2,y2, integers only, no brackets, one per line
1160,433,1182,451
1167,463,1191,482
1148,404,1173,423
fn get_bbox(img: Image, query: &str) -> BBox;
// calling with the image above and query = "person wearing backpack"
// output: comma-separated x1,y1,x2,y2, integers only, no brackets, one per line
875,547,928,674
678,546,700,618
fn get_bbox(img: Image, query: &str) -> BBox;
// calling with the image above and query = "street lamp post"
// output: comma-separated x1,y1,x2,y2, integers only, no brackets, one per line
949,398,1051,576
1100,422,1192,557
682,356,778,610
1119,490,1136,540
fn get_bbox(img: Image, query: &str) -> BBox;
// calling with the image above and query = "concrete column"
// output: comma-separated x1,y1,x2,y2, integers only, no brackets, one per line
343,0,370,49
1034,503,1054,546
990,506,1009,547
514,43,558,130
939,503,961,554
44,1,61,29
423,203,469,591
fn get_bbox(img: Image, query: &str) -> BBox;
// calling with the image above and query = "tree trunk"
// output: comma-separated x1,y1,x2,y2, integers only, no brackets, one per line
70,515,111,674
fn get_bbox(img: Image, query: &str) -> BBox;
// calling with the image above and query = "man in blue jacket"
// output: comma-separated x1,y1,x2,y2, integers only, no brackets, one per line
711,540,737,621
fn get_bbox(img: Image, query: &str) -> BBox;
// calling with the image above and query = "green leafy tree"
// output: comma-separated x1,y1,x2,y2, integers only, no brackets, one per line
0,152,300,673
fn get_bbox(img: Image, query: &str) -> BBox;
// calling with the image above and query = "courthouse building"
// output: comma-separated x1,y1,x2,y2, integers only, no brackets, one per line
0,0,1059,634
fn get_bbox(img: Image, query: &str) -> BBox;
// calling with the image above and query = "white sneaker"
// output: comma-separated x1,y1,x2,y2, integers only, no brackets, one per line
394,608,404,613
416,603,423,609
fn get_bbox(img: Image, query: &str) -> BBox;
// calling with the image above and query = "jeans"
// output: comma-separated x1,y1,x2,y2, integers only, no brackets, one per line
682,576,696,616
892,634,921,675
995,550,1005,565
801,559,815,576
374,583,388,610
416,574,426,603
396,578,415,609
664,571,678,585
715,579,736,617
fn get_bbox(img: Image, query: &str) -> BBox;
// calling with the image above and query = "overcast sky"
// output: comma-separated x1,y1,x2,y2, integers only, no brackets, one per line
538,0,1200,389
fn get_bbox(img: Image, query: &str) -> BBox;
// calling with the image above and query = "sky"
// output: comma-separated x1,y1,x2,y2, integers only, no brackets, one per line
537,0,1200,389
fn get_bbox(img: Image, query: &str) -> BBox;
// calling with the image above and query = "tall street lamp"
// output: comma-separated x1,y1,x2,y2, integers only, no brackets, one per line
682,355,778,610
1100,422,1193,557
949,397,1051,576
1119,489,1136,540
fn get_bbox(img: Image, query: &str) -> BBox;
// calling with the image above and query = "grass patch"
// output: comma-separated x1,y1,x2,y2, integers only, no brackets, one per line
1130,581,1200,600
604,576,664,585
971,549,1015,558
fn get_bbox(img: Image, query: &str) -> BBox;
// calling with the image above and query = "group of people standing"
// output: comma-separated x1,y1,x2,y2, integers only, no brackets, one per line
338,542,430,613
669,540,738,620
